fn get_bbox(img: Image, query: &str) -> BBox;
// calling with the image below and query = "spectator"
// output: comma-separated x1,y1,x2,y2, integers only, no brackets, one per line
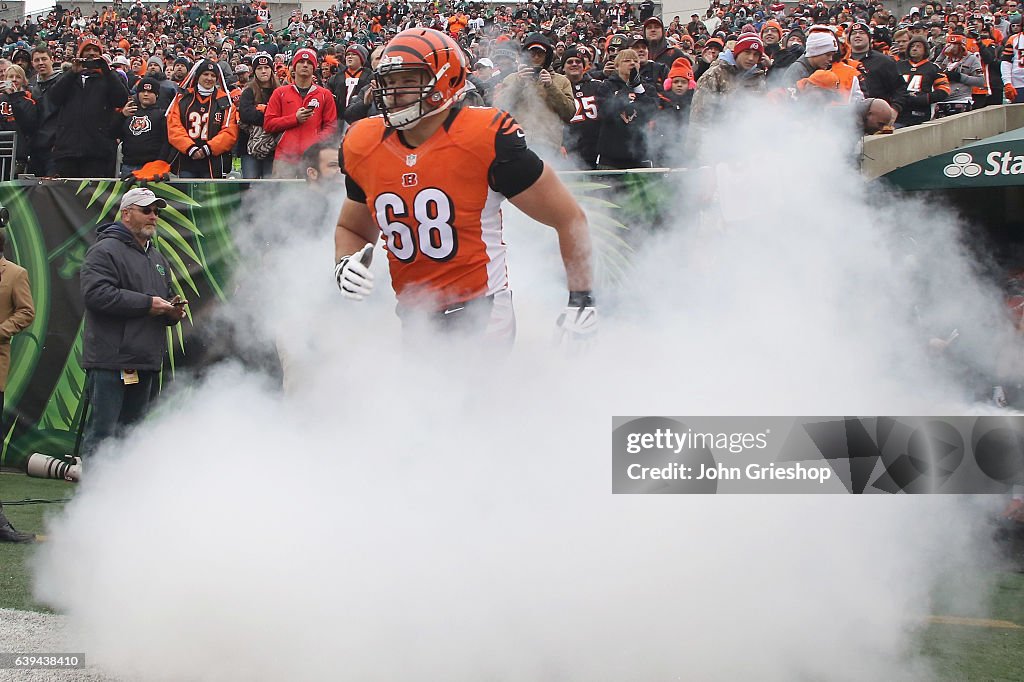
0,65,37,176
78,187,185,459
234,63,251,90
782,30,838,87
892,28,911,60
633,37,669,85
114,77,168,177
695,37,724,80
301,139,341,188
761,20,786,62
263,48,338,178
170,56,192,90
28,45,58,176
167,59,239,178
656,57,696,167
590,35,622,82
643,16,686,69
595,48,659,169
238,52,279,179
689,33,767,143
859,96,897,133
935,33,985,103
47,36,129,178
495,32,575,161
894,37,949,128
10,48,31,82
563,46,602,169
142,55,177,108
110,55,139,90
847,21,908,120
470,58,501,106
1001,19,1024,103
329,43,371,112
344,46,386,124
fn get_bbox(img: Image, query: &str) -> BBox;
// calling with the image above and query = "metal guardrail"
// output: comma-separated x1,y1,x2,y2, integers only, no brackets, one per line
0,131,17,182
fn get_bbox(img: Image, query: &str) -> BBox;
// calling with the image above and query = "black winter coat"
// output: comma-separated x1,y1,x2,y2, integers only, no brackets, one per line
48,68,130,162
80,222,178,371
855,50,909,113
595,74,658,167
0,90,37,161
29,72,61,155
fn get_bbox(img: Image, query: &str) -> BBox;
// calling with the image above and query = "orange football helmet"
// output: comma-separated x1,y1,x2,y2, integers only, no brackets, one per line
373,28,467,129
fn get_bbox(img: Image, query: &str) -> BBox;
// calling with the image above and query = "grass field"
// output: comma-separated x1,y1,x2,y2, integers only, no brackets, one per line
0,474,74,612
3,472,1024,679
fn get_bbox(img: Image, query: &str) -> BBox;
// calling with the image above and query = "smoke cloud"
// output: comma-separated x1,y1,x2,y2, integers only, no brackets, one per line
32,96,1006,681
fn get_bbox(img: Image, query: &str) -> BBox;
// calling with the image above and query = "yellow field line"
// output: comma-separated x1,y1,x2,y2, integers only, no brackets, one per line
928,615,1024,630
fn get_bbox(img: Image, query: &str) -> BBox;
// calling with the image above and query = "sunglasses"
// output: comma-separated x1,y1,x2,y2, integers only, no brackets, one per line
133,205,161,215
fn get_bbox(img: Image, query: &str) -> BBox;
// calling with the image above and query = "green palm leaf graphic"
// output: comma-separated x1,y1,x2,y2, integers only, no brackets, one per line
566,178,634,288
38,323,85,433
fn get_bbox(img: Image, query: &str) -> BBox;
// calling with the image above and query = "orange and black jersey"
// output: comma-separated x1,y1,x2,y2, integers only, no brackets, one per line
341,105,544,310
897,59,949,124
564,75,601,168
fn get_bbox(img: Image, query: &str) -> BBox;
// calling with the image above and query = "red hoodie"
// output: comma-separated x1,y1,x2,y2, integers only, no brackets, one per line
263,82,338,162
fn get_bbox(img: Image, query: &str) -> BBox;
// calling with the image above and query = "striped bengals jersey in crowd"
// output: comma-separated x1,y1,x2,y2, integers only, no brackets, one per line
1001,32,1024,89
341,105,544,311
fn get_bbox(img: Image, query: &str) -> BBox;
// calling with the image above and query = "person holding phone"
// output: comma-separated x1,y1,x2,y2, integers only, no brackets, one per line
594,48,658,169
79,187,185,459
263,48,338,178
0,64,37,176
46,36,129,178
494,32,574,163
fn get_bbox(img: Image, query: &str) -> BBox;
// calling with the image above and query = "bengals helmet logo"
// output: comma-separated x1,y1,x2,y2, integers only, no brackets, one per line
129,115,152,136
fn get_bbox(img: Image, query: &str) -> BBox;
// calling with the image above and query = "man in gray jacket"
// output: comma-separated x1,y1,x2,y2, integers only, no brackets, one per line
79,188,185,458
781,30,837,88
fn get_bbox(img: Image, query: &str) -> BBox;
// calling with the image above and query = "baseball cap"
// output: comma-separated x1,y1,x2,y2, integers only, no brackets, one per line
234,63,250,73
474,57,494,68
643,16,664,27
120,188,167,211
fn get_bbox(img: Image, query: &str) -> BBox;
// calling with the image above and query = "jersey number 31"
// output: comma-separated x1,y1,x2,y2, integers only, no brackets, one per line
374,188,457,262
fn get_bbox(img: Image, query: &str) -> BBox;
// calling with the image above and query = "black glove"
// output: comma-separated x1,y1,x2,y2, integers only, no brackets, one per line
947,69,962,82
627,66,642,88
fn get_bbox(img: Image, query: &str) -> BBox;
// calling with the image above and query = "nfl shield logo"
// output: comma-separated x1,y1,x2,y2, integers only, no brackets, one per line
405,154,417,167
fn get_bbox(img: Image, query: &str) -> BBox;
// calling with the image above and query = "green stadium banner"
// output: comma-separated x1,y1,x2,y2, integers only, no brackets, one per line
0,172,668,470
882,127,1024,190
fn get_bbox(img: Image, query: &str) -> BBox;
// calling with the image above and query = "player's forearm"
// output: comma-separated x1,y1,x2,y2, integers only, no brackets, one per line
334,225,374,262
557,213,594,293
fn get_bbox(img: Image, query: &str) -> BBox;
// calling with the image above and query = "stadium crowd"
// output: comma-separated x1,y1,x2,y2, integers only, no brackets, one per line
0,0,1018,176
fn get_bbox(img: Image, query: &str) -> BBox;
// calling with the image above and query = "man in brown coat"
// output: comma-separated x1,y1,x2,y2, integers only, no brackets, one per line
0,226,36,543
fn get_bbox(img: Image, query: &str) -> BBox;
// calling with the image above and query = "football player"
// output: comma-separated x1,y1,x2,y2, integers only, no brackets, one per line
333,28,596,347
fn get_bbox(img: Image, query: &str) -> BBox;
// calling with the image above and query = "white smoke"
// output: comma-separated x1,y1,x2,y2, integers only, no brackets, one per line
31,97,1009,681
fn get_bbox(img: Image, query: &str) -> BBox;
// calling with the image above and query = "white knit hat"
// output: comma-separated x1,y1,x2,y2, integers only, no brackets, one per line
804,31,837,57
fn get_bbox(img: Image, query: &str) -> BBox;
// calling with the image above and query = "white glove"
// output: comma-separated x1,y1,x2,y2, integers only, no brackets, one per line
334,243,375,301
555,291,598,345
